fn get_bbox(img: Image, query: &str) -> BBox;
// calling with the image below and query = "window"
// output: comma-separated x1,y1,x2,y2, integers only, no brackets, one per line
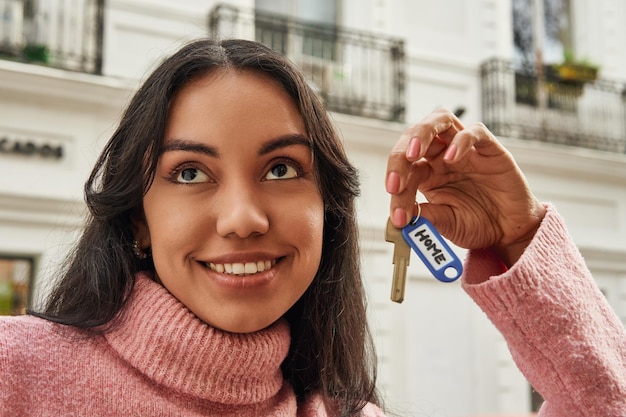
255,0,337,25
0,257,34,315
254,0,338,60
513,0,572,71
513,0,578,109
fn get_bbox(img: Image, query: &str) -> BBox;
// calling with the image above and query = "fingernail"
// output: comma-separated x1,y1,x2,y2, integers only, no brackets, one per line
444,143,458,162
385,171,400,193
392,207,406,227
407,137,420,159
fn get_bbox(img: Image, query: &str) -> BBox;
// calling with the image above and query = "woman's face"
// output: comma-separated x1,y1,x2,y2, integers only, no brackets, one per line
138,70,324,333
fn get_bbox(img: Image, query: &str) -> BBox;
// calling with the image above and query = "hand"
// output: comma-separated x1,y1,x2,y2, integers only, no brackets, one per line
385,108,546,266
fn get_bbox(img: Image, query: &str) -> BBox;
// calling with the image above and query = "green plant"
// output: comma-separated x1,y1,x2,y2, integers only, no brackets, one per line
553,50,599,82
22,43,49,64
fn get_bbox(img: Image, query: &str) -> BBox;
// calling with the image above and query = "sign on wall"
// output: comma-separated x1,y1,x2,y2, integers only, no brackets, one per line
0,134,64,159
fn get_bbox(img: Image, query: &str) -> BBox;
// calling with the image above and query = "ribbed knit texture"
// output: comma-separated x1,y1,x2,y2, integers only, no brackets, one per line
104,275,288,405
463,204,626,417
0,275,385,416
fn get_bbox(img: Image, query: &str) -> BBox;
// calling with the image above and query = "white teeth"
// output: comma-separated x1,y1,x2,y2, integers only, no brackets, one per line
207,260,276,276
232,263,245,274
244,262,256,274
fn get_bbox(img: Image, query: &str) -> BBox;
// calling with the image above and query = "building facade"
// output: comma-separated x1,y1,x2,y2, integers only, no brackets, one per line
1,0,625,415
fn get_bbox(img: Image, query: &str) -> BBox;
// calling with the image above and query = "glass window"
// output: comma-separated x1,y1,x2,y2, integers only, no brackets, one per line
0,257,33,316
513,0,572,71
512,0,575,108
256,0,336,24
254,0,338,60
543,0,572,64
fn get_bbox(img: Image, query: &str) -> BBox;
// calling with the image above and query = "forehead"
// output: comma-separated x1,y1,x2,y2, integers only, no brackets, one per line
160,69,312,168
166,69,305,137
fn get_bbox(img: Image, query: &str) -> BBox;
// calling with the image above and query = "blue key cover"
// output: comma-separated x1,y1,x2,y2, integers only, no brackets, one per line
402,216,463,282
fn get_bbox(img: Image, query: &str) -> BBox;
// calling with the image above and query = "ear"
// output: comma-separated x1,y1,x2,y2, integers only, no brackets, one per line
131,210,151,249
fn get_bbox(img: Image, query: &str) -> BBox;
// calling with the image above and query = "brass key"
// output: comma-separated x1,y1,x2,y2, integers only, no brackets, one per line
385,218,411,303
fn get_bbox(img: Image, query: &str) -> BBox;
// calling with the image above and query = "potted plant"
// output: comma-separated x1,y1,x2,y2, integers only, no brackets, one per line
540,51,600,108
551,50,599,83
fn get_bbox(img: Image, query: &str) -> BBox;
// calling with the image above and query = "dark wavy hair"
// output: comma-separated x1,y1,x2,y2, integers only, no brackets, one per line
31,38,380,415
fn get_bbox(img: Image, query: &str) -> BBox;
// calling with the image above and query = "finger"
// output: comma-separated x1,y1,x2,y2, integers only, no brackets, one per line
388,160,431,227
418,202,455,235
387,109,465,227
443,122,504,163
386,108,464,195
386,150,411,195
387,163,417,226
402,108,465,162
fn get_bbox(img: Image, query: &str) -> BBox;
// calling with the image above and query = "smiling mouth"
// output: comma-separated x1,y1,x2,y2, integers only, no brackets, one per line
203,259,277,276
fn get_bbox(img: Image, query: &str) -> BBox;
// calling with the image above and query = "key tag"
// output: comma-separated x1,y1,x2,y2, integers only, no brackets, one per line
401,213,463,283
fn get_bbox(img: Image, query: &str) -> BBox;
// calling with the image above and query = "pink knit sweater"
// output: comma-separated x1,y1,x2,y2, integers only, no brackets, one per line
0,274,384,416
462,205,626,416
0,205,625,416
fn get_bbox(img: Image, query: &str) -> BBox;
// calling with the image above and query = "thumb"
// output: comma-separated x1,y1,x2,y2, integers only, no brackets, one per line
417,202,456,238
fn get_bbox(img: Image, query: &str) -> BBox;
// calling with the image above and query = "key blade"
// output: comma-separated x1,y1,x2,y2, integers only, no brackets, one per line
385,218,411,303
387,218,411,265
391,257,408,303
392,240,411,263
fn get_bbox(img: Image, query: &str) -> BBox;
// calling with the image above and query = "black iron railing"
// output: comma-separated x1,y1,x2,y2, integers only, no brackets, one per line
208,4,406,122
481,58,626,153
0,0,104,74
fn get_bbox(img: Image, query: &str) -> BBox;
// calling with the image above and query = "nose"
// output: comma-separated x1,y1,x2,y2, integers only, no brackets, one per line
215,181,270,239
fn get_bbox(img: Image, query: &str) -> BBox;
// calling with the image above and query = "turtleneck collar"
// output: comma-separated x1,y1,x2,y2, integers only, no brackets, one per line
104,273,291,405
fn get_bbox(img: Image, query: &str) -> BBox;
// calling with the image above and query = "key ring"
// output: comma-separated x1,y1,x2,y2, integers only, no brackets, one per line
411,201,421,225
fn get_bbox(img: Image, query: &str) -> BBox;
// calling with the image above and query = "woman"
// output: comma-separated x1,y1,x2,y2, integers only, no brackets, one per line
2,38,380,416
1,38,625,416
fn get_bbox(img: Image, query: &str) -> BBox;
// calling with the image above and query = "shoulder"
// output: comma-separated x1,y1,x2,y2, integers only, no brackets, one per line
0,314,106,400
1,314,61,342
0,314,88,368
0,314,52,344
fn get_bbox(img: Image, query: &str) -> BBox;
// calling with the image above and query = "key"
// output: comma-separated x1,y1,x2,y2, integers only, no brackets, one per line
385,217,411,303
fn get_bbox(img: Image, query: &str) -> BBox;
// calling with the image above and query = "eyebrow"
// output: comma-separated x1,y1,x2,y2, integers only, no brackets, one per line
161,140,219,157
257,134,312,156
161,134,312,157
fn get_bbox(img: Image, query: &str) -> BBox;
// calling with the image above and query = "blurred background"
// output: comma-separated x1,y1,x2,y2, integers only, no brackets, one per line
1,0,625,415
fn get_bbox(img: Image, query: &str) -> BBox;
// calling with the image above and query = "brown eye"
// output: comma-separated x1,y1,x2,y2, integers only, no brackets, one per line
264,163,298,180
177,167,209,183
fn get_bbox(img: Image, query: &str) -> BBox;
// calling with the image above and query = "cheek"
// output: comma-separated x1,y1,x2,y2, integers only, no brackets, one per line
143,197,206,251
307,209,325,249
294,200,325,265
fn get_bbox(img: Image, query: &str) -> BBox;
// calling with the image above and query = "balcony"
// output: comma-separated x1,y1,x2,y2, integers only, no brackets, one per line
481,58,626,153
208,4,406,122
0,0,104,74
